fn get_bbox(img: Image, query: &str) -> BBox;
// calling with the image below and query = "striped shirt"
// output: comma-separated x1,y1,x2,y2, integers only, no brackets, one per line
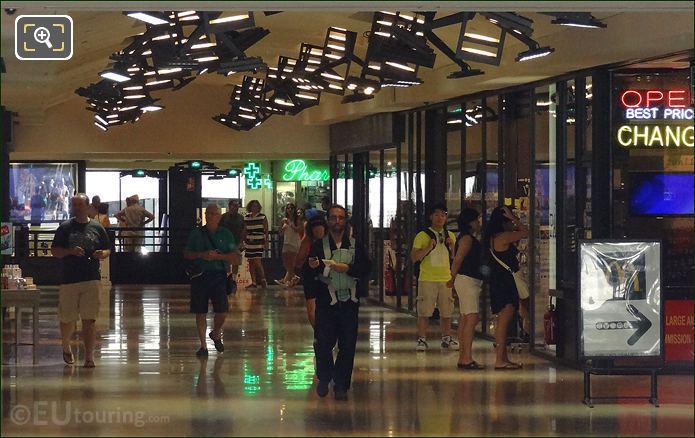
244,213,267,259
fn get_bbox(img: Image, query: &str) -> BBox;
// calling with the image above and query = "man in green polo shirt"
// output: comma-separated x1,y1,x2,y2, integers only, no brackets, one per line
184,204,241,357
410,202,459,352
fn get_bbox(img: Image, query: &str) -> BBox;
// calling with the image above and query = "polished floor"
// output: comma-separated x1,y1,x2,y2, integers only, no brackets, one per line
2,285,693,436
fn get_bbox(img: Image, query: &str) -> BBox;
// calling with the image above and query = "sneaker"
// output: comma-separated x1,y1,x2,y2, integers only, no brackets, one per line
209,331,224,352
316,380,329,398
334,388,348,401
441,335,460,350
274,279,286,286
416,338,428,351
196,347,209,357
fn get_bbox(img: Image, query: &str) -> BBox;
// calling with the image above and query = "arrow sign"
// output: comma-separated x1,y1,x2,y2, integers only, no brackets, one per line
595,304,652,346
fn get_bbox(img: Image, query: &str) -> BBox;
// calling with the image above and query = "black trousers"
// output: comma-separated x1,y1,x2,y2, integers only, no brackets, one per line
314,300,359,391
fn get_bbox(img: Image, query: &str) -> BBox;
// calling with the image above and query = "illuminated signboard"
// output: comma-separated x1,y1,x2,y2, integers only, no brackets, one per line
273,159,330,182
616,88,694,148
243,162,262,189
242,162,276,190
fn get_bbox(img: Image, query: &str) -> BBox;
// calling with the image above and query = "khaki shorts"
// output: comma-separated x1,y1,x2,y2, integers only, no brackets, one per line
454,274,482,315
417,281,454,318
58,280,102,323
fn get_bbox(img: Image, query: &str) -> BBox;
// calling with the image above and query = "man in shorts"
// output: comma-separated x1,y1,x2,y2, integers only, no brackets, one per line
51,193,111,368
184,204,241,357
410,202,459,352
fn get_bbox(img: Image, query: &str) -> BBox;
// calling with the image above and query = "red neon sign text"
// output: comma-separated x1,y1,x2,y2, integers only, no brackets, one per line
620,89,690,108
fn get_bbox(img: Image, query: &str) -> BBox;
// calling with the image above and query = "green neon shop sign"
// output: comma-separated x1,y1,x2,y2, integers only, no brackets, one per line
277,159,329,182
244,162,263,189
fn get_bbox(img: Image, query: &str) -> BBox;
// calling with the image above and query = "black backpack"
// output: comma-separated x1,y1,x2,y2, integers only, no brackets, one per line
413,227,451,279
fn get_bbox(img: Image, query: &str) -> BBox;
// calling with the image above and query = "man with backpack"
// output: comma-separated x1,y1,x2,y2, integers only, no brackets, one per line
303,204,371,401
410,202,459,352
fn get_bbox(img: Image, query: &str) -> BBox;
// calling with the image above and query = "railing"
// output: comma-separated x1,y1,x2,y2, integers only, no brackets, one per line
25,227,284,258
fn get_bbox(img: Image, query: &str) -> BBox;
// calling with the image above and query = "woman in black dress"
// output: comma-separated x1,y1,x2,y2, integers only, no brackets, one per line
484,206,528,369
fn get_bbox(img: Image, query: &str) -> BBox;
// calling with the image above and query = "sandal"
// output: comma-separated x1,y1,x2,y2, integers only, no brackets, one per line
63,350,74,365
83,360,95,368
457,361,485,370
494,362,522,370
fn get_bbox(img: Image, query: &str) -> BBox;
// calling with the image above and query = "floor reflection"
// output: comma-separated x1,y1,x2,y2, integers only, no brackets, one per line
1,285,693,436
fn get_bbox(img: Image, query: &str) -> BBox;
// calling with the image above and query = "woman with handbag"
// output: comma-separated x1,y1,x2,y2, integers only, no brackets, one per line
485,206,529,370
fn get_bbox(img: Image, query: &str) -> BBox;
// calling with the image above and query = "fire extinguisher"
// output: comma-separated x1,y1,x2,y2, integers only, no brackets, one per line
544,301,558,346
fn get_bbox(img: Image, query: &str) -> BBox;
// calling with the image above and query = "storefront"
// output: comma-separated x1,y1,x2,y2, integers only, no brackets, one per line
272,159,331,226
610,64,694,371
330,52,693,367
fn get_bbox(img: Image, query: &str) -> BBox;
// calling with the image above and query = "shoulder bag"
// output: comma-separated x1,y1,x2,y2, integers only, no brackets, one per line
489,247,529,300
201,227,237,296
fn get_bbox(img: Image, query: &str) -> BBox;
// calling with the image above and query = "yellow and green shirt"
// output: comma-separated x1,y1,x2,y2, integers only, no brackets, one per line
412,228,456,282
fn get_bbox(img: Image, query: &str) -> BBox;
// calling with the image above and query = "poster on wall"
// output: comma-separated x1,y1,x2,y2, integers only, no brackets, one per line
664,300,694,364
579,240,662,359
1,223,13,255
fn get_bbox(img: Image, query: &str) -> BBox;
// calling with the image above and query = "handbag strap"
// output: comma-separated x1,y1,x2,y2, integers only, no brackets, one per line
489,247,513,274
202,226,220,252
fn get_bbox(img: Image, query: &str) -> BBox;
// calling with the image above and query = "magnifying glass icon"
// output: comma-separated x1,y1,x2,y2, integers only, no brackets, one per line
33,26,53,49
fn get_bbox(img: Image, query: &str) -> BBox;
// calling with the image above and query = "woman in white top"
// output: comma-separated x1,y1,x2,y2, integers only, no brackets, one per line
276,203,305,287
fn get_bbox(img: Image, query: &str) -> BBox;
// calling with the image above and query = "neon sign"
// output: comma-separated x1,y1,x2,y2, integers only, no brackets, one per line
620,89,689,108
618,88,694,147
244,162,264,189
620,89,693,121
617,125,694,148
275,160,329,182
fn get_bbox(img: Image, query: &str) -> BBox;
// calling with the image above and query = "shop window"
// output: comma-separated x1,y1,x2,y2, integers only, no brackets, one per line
611,68,694,290
447,104,463,224
533,83,559,354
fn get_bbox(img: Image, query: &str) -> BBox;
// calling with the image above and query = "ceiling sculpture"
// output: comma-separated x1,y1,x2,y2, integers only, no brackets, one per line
74,11,606,132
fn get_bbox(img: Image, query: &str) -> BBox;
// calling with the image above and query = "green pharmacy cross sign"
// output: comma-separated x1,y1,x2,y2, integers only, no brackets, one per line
243,162,273,190
247,176,263,190
244,162,261,179
276,159,329,182
244,162,262,189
